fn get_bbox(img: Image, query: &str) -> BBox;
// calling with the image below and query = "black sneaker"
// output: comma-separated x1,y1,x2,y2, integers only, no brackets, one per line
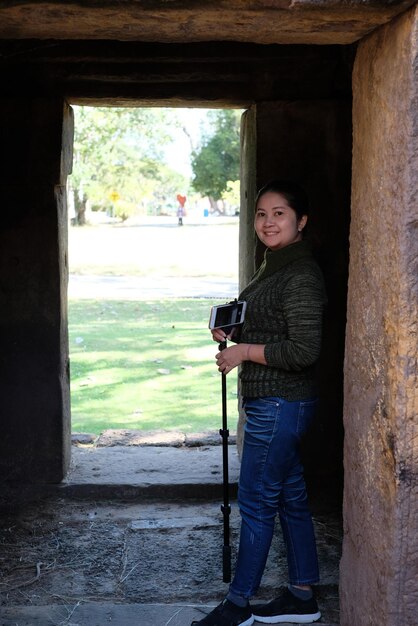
191,598,254,625
252,588,321,624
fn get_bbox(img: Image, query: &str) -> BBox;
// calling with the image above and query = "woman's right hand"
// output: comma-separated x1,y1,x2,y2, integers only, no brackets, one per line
211,328,228,343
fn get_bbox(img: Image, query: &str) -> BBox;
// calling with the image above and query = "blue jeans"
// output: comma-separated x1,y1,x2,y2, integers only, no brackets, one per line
229,396,320,601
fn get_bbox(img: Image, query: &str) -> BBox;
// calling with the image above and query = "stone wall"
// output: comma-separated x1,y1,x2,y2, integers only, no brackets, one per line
253,100,352,488
340,7,418,625
0,99,73,482
0,1,414,44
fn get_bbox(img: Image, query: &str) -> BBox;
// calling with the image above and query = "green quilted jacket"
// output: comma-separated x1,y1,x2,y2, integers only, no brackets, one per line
238,240,327,401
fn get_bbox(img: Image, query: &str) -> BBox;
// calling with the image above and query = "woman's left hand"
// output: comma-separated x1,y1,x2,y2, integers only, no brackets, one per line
215,344,246,374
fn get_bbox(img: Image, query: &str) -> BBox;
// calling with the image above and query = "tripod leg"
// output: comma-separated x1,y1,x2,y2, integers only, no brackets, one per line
222,544,231,583
219,341,231,583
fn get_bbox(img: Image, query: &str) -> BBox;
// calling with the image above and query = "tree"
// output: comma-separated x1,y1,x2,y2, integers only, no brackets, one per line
191,109,241,212
70,107,186,223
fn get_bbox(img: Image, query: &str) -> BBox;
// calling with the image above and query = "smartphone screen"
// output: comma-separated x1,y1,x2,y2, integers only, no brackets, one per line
209,301,246,330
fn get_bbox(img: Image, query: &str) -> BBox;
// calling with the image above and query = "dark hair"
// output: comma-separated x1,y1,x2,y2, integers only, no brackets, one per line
255,180,310,220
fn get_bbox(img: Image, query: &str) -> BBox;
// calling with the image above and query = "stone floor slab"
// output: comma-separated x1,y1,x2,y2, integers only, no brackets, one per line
0,603,338,626
65,444,240,487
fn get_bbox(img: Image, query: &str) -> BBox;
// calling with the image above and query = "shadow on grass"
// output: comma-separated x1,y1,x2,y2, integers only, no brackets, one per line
69,298,239,434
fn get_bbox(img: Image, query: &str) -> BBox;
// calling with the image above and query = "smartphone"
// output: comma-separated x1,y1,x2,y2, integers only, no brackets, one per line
208,300,247,330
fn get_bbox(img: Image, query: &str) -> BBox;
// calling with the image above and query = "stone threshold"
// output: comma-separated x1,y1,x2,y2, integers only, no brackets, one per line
72,428,237,447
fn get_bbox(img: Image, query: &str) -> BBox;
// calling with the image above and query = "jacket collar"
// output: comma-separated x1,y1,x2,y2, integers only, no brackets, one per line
251,240,312,283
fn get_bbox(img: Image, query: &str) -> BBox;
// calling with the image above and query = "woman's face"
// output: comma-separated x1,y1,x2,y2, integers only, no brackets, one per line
254,191,307,250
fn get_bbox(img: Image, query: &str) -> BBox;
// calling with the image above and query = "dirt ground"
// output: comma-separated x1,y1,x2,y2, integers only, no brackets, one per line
0,439,341,625
0,496,341,624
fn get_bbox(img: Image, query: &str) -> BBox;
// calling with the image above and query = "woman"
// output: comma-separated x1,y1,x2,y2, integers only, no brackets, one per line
192,181,327,626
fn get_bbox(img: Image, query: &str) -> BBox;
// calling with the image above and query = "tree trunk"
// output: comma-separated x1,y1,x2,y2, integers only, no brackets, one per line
75,191,87,225
208,196,222,214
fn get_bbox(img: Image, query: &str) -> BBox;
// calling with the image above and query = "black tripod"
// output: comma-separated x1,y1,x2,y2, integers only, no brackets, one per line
219,339,231,583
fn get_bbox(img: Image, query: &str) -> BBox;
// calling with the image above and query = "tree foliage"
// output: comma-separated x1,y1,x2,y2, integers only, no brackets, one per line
70,107,186,223
69,106,242,224
191,109,241,204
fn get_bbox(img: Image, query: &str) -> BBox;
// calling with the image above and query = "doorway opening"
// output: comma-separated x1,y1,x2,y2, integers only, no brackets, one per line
67,106,242,442
64,101,348,624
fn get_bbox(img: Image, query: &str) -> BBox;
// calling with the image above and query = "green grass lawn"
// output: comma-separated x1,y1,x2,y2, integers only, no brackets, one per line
69,298,239,434
68,218,240,434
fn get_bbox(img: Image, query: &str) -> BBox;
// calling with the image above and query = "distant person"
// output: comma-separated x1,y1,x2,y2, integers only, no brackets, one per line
176,193,187,226
192,180,327,626
177,204,184,226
